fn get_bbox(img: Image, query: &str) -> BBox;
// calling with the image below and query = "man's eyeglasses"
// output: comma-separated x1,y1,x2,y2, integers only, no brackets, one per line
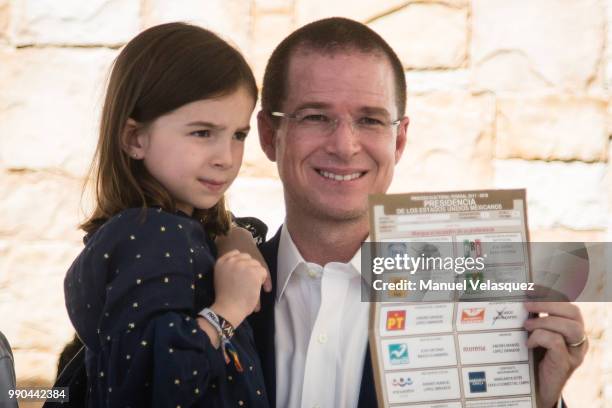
271,109,401,137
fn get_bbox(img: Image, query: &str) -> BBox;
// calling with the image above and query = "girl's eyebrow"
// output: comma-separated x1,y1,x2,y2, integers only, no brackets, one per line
186,121,251,132
186,121,223,129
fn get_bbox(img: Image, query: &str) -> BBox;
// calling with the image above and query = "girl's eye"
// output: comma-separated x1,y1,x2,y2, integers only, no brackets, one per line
233,132,248,142
190,130,210,138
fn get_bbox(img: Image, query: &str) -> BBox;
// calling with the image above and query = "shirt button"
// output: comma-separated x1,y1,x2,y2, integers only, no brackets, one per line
308,269,318,278
317,334,328,344
313,405,320,408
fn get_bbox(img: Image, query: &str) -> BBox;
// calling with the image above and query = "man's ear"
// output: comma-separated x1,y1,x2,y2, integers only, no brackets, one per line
394,116,409,164
257,110,277,162
121,118,148,160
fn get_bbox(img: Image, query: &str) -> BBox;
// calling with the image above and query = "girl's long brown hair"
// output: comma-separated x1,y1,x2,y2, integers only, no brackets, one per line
81,23,257,236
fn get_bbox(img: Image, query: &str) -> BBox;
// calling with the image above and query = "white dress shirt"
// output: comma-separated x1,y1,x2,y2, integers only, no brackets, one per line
275,224,370,408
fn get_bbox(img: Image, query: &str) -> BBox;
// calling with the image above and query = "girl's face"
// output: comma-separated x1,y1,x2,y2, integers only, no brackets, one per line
133,86,255,215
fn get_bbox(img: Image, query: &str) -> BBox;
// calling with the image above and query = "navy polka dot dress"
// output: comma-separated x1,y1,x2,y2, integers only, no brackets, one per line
64,208,269,408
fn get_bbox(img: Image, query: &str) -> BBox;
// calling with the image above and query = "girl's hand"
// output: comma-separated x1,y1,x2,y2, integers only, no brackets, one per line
211,250,268,328
215,226,273,309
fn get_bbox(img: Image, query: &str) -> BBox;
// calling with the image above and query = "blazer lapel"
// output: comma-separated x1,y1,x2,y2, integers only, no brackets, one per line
249,227,281,406
358,344,377,408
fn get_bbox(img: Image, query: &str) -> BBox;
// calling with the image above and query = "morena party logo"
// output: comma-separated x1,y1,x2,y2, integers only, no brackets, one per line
468,371,487,393
392,377,414,388
386,310,406,331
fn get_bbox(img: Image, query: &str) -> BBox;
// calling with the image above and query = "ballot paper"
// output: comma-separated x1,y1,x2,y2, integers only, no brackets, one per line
367,189,538,408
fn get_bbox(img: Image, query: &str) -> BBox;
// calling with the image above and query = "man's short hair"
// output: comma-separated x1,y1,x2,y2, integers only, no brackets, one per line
261,17,406,118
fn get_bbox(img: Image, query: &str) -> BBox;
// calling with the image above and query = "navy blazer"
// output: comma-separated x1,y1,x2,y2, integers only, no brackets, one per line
247,228,378,408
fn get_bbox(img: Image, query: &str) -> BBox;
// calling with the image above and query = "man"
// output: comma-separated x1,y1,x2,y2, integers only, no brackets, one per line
248,17,588,408
0,331,18,408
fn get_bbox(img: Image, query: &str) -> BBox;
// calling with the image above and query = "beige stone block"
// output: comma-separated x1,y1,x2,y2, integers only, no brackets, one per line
496,95,608,162
471,0,605,92
0,47,117,176
370,3,467,69
494,159,608,230
405,70,469,94
562,302,607,408
0,0,9,43
14,350,60,386
226,176,285,235
11,0,140,46
142,0,252,56
0,240,79,356
605,0,612,92
254,0,293,13
530,229,606,242
389,91,495,193
0,170,87,242
608,141,612,220
295,0,466,26
251,12,294,84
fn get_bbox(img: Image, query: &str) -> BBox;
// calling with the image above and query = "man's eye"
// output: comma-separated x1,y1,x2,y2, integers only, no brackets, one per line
233,131,248,141
359,117,384,126
300,114,330,123
190,130,210,138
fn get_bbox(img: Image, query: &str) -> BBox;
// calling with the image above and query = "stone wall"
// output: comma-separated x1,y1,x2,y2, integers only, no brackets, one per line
0,1,610,407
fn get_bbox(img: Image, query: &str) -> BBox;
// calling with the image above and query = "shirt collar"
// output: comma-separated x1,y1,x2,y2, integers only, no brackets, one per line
276,224,304,301
276,223,368,301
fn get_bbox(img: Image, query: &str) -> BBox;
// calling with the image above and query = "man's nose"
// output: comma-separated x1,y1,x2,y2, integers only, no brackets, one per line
325,119,361,159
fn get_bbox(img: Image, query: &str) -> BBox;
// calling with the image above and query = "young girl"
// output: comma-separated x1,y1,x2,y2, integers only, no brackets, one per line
63,23,270,407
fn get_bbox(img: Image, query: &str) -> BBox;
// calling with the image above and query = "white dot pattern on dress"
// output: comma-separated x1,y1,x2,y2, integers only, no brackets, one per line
68,209,268,407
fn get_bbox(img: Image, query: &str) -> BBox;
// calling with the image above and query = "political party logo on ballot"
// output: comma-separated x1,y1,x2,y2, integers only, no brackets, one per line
386,310,406,331
468,371,487,393
492,307,517,325
392,377,413,387
461,307,485,323
389,276,408,298
388,343,409,365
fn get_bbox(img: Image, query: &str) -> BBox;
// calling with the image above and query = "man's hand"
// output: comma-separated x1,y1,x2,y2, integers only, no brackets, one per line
523,302,588,407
